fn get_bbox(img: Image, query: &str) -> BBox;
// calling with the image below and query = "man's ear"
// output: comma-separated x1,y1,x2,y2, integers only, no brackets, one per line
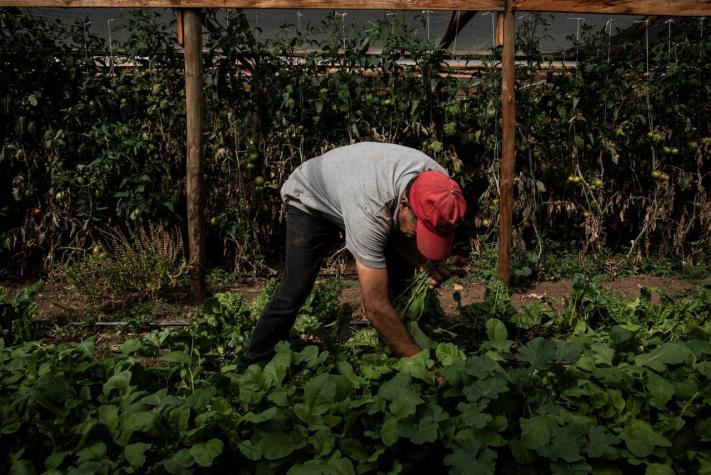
399,195,409,210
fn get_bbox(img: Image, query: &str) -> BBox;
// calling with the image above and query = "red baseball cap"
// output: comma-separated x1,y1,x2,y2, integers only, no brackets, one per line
409,171,467,261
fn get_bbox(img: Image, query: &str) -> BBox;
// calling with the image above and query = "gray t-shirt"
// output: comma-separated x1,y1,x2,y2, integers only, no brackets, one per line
281,142,446,268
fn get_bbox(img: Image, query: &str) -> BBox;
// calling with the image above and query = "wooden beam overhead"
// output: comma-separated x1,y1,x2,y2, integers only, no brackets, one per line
513,0,711,17
2,0,709,15
0,0,503,9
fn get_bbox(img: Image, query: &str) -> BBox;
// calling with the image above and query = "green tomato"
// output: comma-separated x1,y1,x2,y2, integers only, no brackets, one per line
382,98,393,107
151,84,161,95
254,176,265,186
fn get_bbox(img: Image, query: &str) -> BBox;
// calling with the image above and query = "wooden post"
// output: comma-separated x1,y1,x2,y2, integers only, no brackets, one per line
496,6,515,285
183,9,208,301
496,12,504,46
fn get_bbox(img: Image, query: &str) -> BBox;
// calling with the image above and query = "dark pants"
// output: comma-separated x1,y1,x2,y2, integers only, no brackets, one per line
242,205,413,365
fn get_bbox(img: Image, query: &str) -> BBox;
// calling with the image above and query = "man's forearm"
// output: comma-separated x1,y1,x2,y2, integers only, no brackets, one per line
365,302,421,357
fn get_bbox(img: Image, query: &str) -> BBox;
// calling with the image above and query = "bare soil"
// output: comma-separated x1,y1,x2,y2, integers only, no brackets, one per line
3,273,698,325
341,275,695,319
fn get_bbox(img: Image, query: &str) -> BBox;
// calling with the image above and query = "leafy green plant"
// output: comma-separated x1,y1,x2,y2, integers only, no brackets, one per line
293,278,351,348
188,291,255,368
2,278,711,473
55,222,187,310
0,281,42,344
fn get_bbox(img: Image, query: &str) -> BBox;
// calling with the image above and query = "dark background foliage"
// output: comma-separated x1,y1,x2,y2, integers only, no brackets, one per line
1,9,709,277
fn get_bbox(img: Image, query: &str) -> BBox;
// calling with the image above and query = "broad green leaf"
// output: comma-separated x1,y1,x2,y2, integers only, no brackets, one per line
122,339,142,355
435,343,466,367
457,401,493,429
585,426,619,458
159,351,191,365
130,411,156,432
237,440,260,461
190,439,223,467
575,356,595,371
465,355,497,378
634,341,692,372
554,340,581,364
238,365,271,404
698,419,711,442
398,415,439,444
486,319,508,342
396,350,434,384
168,405,191,432
537,424,585,463
397,403,447,445
620,420,671,458
103,370,132,397
645,464,674,475
45,451,70,470
264,342,293,386
309,426,336,456
294,374,352,423
76,441,107,463
377,373,424,419
646,372,675,407
98,405,119,435
381,417,399,446
550,461,592,474
517,338,557,371
287,452,355,475
444,439,496,475
295,345,320,367
240,407,278,424
256,423,305,460
124,443,151,468
520,415,556,450
509,439,535,464
590,343,614,365
161,448,194,474
609,325,634,345
9,460,35,475
463,376,508,402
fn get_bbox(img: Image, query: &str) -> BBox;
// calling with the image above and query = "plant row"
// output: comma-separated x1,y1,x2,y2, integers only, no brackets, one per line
1,277,710,473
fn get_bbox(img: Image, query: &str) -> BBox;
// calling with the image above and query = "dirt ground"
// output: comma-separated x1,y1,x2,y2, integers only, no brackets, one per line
4,273,698,324
341,275,696,319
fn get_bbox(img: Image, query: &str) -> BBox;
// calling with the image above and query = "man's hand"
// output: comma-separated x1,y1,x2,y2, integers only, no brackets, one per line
420,259,469,289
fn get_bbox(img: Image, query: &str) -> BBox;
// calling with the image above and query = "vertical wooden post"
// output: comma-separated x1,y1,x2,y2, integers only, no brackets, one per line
496,6,515,286
183,9,207,301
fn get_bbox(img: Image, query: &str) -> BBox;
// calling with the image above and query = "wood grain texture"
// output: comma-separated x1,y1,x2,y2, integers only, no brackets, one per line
0,0,503,9
184,9,208,302
514,0,711,16
2,0,708,14
497,8,515,287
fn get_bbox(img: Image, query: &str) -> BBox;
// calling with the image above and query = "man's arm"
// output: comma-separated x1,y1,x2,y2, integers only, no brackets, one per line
355,261,421,358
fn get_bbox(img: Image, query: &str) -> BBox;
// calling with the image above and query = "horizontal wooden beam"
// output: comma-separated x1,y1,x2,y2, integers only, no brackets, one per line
1,0,709,14
0,0,503,9
513,0,711,16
